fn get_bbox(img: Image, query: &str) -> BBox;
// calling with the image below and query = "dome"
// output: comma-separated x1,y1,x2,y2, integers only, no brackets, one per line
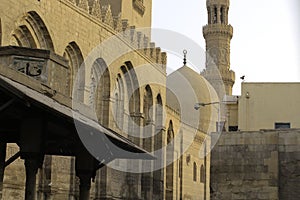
166,65,219,133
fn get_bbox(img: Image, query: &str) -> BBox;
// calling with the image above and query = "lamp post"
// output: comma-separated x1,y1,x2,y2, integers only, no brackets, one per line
194,102,221,132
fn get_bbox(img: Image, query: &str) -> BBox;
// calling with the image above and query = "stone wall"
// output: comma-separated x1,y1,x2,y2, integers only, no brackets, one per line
210,129,300,200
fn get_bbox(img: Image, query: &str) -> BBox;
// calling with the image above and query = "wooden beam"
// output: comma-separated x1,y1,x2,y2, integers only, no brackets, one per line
4,151,20,168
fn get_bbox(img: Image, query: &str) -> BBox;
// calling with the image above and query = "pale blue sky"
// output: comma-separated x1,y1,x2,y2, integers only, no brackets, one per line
152,0,300,95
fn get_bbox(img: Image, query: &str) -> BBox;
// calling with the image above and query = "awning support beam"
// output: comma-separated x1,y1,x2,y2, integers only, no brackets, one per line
0,98,15,113
4,151,20,168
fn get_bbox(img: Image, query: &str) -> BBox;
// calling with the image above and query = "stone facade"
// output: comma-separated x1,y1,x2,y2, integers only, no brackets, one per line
0,0,210,200
210,129,300,200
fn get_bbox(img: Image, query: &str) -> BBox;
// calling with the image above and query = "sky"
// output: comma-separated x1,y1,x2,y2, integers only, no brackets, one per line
151,0,300,95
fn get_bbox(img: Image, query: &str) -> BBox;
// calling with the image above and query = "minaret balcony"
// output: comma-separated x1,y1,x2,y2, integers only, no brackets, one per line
203,24,233,38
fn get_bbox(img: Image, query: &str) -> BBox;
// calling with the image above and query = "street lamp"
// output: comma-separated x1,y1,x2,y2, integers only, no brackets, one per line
194,102,221,133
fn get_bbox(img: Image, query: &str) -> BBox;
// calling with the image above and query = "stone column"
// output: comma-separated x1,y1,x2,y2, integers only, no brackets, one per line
226,8,229,24
24,158,39,200
75,152,95,200
153,127,166,200
217,5,221,24
209,7,213,24
129,112,143,199
141,121,154,200
0,143,6,200
78,174,91,200
19,117,44,200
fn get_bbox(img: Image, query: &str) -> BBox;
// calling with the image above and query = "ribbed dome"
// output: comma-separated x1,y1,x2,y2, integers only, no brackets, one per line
166,65,218,133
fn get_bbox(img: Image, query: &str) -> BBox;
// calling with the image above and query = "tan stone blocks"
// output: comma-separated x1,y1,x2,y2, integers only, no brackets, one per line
211,129,300,200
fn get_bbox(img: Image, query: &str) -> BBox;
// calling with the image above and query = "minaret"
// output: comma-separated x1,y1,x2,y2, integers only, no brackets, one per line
201,0,235,98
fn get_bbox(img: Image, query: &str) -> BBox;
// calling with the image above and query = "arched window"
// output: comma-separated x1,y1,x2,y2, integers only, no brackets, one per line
143,85,153,125
89,58,110,126
220,7,224,24
12,26,36,48
155,94,163,128
213,6,217,24
193,162,197,182
26,11,54,50
200,164,205,183
114,74,124,130
122,62,141,143
64,42,85,102
124,61,140,115
167,121,174,144
12,11,54,50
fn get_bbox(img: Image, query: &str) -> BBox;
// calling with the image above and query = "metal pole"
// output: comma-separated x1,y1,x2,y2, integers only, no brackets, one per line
218,103,221,133
204,141,207,200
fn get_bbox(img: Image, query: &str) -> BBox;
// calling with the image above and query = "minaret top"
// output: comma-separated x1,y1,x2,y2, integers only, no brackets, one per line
206,0,230,6
206,0,230,25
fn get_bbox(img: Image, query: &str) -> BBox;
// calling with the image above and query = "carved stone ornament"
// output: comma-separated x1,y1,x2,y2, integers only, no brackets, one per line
132,0,145,15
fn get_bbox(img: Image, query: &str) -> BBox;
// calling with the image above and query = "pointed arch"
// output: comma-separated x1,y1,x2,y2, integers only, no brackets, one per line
155,94,163,127
200,164,205,183
64,42,85,101
124,61,140,114
193,162,197,182
220,6,224,24
12,11,54,50
143,85,153,125
90,58,110,126
167,120,174,143
213,6,217,24
25,11,54,51
119,62,141,145
12,25,37,48
114,73,124,130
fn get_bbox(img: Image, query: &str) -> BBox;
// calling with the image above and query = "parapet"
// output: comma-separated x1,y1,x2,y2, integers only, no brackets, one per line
65,0,167,70
120,26,167,70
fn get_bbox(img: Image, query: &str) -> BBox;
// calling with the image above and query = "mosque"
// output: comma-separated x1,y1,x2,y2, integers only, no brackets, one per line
2,0,298,200
0,0,230,199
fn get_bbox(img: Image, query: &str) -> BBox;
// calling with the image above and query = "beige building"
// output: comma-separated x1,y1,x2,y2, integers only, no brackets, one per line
226,82,300,131
238,82,300,131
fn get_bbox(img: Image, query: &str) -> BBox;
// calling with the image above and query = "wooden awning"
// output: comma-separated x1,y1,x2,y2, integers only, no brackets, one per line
0,67,154,162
